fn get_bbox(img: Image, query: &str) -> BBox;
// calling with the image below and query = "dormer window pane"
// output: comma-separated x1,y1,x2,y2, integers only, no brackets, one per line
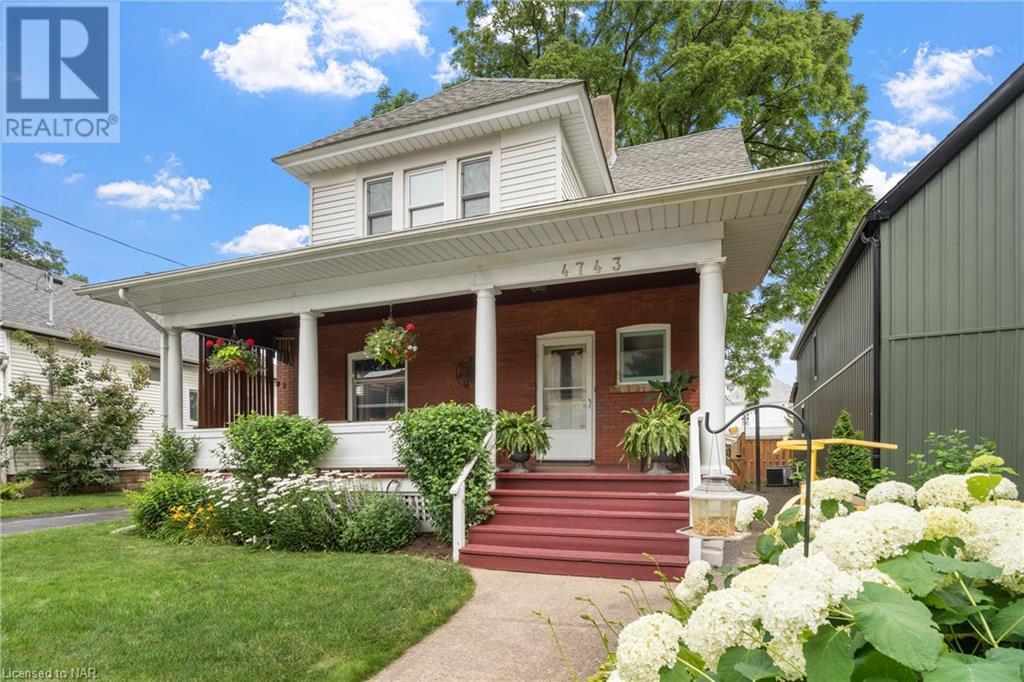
367,178,392,235
461,157,490,218
408,166,444,228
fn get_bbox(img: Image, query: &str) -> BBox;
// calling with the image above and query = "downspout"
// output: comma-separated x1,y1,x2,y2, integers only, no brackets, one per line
860,229,882,466
118,288,169,426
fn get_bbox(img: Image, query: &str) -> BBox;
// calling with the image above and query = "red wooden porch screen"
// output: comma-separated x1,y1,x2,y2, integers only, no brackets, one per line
197,335,276,428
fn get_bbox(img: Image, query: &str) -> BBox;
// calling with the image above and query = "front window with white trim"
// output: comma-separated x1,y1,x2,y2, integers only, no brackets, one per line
617,324,670,384
407,165,445,228
349,352,407,421
366,177,393,235
460,156,490,218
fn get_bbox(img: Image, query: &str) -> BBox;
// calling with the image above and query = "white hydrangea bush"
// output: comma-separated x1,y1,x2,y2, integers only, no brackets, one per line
601,465,1023,682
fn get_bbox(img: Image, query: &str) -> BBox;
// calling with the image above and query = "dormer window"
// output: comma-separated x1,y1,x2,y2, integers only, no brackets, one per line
407,165,445,228
461,156,490,218
366,177,393,235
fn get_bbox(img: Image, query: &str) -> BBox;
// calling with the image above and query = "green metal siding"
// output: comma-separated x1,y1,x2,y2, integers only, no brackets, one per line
880,93,1024,478
792,247,875,441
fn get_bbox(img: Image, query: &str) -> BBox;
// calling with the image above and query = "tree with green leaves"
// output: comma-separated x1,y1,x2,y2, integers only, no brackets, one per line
1,204,87,281
447,0,874,399
824,409,891,494
353,85,420,124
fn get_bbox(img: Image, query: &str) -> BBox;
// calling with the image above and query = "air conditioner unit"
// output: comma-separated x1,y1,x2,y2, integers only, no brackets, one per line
766,466,792,487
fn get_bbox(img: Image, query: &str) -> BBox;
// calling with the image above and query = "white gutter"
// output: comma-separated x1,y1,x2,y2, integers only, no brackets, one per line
118,288,169,426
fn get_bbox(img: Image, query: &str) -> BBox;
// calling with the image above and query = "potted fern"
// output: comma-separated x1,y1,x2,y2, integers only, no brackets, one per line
619,401,690,475
495,408,551,473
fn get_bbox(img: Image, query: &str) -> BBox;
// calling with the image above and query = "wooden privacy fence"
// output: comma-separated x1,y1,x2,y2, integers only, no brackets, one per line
197,335,276,428
728,434,793,490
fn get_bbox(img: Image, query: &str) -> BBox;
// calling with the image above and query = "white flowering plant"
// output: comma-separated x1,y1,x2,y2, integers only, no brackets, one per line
584,456,1023,682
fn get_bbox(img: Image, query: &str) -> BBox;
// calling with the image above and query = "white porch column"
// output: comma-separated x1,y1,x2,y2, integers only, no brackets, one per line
166,327,183,430
697,258,728,474
298,311,320,419
472,286,500,411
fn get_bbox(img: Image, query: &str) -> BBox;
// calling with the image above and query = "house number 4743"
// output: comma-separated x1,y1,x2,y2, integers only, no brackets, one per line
561,257,621,277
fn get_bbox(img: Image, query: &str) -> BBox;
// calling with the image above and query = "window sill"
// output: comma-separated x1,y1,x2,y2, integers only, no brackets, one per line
608,383,658,394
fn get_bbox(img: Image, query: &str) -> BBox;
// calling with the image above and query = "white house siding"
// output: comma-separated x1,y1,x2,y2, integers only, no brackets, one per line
4,335,198,472
559,142,585,200
499,134,559,210
309,179,357,245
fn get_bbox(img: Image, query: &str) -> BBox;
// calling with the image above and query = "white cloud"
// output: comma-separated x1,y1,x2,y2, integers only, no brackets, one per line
63,172,85,184
432,48,462,86
202,0,428,97
216,223,310,255
862,163,908,200
35,152,67,166
162,28,191,45
96,155,211,211
868,120,937,162
883,44,994,124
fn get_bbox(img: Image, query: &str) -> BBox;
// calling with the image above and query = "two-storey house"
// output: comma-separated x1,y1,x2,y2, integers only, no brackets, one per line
79,79,824,577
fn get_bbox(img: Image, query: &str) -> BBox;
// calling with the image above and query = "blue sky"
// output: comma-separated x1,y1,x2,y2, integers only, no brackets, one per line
3,0,1021,381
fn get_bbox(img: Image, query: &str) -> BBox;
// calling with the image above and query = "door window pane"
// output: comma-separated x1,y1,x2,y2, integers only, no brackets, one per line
542,346,588,430
351,357,406,421
619,330,667,382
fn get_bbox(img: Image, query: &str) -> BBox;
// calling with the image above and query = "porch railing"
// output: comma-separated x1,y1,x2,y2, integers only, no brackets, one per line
197,334,276,428
450,431,494,561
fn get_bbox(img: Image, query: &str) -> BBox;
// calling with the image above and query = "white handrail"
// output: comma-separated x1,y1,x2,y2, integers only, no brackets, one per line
450,432,494,561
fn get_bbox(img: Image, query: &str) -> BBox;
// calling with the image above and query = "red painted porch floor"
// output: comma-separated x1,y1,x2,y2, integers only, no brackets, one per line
459,467,690,581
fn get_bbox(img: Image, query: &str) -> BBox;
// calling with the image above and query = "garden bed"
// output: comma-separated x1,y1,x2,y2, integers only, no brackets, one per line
1,521,474,680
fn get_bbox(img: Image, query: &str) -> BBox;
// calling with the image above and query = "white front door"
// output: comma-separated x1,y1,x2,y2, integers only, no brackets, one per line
536,333,595,462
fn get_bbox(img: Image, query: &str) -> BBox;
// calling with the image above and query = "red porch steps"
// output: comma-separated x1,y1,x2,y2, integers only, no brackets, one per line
458,470,690,581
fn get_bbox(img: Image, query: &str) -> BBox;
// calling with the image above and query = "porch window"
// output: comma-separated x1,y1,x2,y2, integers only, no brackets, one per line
407,165,445,228
617,324,670,384
348,352,407,421
188,389,199,422
460,156,490,218
366,177,393,235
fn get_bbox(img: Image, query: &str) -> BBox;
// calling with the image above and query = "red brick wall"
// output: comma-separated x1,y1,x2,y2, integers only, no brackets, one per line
276,283,700,465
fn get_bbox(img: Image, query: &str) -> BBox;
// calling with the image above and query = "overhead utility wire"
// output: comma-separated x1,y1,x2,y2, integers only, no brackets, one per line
2,194,189,267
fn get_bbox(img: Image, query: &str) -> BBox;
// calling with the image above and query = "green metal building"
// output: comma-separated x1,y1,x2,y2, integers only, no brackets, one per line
791,65,1024,478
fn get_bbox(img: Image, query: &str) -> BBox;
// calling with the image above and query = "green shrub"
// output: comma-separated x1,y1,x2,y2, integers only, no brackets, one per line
391,402,495,544
140,426,199,473
217,413,336,483
0,477,34,500
824,410,891,494
128,472,209,536
907,429,998,487
344,492,419,553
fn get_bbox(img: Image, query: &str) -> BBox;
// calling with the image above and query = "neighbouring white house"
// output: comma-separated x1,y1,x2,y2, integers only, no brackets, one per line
0,258,200,482
76,79,824,577
724,378,794,439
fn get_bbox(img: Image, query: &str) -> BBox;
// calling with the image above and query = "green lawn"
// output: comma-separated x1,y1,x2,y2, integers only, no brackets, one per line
0,491,129,518
1,522,475,680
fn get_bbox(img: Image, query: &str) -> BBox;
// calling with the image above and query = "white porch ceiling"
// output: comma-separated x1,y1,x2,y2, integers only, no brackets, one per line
78,161,825,324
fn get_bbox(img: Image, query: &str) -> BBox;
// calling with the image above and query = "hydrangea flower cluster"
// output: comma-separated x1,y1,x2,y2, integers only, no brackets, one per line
729,563,779,599
963,504,1024,593
614,613,685,682
680,587,762,670
865,480,916,507
673,559,712,608
809,477,860,504
918,505,973,541
915,474,980,509
734,494,769,531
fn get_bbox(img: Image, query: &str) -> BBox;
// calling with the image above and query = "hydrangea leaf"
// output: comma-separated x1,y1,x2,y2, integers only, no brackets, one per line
991,599,1024,642
717,646,782,682
877,552,943,597
851,649,916,682
658,661,693,682
986,648,1024,677
803,624,853,682
844,583,943,671
776,506,802,525
921,651,1019,682
820,498,839,519
922,552,1002,581
966,474,1000,502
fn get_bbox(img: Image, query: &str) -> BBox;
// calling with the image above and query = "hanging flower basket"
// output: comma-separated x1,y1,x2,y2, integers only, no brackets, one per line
363,318,418,368
205,337,263,376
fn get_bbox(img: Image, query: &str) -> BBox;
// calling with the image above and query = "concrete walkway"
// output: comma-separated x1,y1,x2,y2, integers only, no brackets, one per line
0,508,129,536
371,567,667,682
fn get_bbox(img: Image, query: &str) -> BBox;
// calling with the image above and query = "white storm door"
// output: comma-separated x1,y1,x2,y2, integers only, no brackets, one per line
537,333,594,462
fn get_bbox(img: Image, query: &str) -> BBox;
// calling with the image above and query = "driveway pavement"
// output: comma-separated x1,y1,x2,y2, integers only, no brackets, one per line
0,508,129,536
370,567,666,682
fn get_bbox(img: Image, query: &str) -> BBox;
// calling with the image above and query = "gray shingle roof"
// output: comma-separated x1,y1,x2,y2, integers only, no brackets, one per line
1,259,198,362
610,127,752,192
277,78,582,159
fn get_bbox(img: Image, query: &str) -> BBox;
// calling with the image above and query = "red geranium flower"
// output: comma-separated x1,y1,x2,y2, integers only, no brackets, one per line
215,338,224,346
405,323,416,332
205,339,214,349
246,338,255,347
